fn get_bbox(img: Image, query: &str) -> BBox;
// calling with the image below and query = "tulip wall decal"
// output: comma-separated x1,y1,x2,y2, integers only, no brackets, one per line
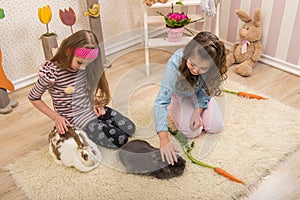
38,5,55,36
59,7,76,34
38,5,57,60
0,8,5,19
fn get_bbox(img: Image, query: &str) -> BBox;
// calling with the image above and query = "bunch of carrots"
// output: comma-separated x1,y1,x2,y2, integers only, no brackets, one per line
222,89,267,100
168,128,245,185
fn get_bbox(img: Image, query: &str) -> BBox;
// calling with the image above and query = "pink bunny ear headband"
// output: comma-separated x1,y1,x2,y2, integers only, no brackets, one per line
74,47,99,59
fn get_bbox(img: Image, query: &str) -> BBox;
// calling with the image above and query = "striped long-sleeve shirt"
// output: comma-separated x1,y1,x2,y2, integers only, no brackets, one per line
28,61,97,128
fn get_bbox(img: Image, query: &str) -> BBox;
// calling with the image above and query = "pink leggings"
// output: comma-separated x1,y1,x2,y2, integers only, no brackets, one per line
168,94,224,138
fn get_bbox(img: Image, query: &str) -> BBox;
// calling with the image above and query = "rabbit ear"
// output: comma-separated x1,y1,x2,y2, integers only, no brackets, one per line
236,9,252,23
253,8,262,27
68,127,85,149
79,132,89,147
48,127,56,143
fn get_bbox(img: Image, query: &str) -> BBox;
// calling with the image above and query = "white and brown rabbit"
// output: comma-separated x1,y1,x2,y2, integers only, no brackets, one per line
48,126,102,172
119,139,186,179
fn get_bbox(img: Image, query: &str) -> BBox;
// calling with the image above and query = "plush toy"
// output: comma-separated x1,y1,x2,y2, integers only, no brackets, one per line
226,8,263,77
143,0,168,7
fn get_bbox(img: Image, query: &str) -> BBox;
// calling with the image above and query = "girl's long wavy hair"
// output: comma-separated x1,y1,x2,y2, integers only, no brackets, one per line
178,31,227,96
51,30,111,106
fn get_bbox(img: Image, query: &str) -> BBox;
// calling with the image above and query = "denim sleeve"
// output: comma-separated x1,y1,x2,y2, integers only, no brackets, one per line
153,85,173,132
153,51,181,132
195,88,211,108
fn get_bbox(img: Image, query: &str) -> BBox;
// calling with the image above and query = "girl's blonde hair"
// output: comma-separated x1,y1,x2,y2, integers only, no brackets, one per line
178,31,227,96
51,30,111,106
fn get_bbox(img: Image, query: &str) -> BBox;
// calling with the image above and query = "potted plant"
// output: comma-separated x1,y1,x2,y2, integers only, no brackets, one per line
158,2,203,42
164,10,191,29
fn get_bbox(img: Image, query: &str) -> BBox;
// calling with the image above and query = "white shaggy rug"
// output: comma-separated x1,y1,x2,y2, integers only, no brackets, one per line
6,80,300,200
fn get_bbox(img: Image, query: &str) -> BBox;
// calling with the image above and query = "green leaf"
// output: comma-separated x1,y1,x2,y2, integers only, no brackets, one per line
175,1,184,6
0,8,5,19
168,127,215,169
168,128,189,146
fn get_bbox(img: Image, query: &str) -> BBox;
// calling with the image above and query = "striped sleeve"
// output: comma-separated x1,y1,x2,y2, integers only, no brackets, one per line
28,61,57,101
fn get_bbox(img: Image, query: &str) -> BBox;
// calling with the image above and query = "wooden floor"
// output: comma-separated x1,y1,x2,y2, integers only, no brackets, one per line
0,47,299,199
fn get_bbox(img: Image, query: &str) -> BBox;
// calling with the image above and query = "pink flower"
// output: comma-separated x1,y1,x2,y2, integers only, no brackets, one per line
164,12,190,28
167,13,188,21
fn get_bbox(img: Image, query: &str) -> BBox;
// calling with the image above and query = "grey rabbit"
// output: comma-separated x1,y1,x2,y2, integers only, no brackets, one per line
119,139,186,179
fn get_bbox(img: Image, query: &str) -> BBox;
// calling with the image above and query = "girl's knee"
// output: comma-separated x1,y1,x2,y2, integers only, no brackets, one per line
127,122,136,135
117,120,135,136
204,122,224,133
180,126,203,139
99,132,129,149
112,134,129,148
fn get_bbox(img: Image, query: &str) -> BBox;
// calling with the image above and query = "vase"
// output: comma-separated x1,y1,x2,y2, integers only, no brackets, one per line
167,27,184,42
40,34,58,60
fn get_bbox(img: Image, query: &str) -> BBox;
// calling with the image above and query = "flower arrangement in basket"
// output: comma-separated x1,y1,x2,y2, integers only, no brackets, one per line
157,2,203,42
164,11,191,28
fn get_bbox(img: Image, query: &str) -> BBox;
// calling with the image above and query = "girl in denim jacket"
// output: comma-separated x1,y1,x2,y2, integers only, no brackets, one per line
154,31,227,165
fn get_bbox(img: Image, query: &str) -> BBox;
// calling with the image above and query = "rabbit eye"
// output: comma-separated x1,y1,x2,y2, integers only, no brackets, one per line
81,152,89,161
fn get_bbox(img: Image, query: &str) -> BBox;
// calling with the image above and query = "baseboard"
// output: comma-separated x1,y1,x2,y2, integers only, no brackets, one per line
104,27,165,57
260,55,300,77
14,34,299,90
13,28,166,90
224,41,300,77
13,74,38,91
104,32,142,56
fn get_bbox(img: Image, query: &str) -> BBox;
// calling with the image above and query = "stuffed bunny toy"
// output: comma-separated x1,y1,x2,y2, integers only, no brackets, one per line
119,139,186,179
48,126,102,172
226,8,263,77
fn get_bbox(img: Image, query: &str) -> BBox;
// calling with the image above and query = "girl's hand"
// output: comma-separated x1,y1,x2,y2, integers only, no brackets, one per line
94,105,106,117
190,108,203,130
29,100,70,134
159,131,178,165
54,114,70,134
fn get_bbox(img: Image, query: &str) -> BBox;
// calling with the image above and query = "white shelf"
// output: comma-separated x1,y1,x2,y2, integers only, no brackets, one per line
147,14,204,25
148,37,193,48
143,0,203,76
149,0,201,8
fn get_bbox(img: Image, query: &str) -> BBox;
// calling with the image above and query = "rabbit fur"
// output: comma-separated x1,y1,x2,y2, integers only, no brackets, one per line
119,139,186,179
48,126,102,172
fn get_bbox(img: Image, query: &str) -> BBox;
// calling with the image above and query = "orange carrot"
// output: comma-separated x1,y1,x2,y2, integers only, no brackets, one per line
222,89,267,100
214,167,245,184
168,128,245,185
169,128,245,185
237,91,268,100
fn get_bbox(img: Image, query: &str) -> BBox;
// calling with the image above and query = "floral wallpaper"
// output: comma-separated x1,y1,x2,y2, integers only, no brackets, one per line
0,0,143,88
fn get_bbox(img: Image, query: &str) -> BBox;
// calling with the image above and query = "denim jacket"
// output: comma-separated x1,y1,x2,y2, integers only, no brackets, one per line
153,48,211,132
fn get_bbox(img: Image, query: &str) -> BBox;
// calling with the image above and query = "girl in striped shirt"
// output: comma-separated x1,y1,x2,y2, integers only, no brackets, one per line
28,30,135,148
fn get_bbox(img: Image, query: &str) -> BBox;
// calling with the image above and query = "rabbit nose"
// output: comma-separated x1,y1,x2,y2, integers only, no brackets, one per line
240,29,247,37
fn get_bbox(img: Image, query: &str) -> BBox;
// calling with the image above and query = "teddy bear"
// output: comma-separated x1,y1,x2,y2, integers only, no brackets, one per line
226,8,263,77
143,0,168,7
